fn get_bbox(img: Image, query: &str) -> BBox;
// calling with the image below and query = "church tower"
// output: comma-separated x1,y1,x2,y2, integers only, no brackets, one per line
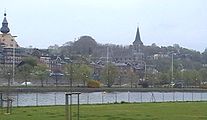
132,27,144,61
0,12,10,34
0,12,19,48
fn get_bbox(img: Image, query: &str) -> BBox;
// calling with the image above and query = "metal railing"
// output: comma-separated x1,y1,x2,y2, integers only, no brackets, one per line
0,92,207,107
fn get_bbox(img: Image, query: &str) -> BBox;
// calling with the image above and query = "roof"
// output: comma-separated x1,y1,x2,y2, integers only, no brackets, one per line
0,13,10,34
133,27,143,45
2,17,8,24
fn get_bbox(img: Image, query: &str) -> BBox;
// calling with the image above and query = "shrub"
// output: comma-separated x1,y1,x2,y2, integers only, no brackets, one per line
200,84,207,89
87,80,101,88
120,101,128,104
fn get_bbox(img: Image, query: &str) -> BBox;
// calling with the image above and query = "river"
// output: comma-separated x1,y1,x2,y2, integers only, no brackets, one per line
1,92,207,107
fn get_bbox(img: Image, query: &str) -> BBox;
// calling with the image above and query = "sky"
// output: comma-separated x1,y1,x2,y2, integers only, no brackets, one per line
1,0,207,52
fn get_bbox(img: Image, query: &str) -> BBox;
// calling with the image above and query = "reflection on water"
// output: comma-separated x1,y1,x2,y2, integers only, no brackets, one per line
2,92,207,106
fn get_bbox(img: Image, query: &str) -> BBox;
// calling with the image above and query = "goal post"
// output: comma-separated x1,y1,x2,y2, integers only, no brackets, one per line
65,92,81,120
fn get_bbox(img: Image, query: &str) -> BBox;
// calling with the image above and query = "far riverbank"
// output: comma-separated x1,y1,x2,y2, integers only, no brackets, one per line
1,86,207,93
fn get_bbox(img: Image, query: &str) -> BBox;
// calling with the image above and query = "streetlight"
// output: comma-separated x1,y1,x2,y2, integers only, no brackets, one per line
69,60,73,90
106,46,109,87
7,72,11,87
138,60,147,81
65,72,70,88
12,35,17,85
6,72,11,114
119,75,121,87
171,53,175,84
65,72,73,89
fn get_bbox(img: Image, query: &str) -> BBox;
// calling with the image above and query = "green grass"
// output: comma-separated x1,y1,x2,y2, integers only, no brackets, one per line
1,102,207,120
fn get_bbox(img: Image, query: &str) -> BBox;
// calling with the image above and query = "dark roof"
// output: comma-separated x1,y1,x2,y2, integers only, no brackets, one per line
0,13,10,34
133,27,143,45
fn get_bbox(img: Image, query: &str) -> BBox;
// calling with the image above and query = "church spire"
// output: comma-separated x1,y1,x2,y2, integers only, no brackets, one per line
133,27,143,45
0,12,10,34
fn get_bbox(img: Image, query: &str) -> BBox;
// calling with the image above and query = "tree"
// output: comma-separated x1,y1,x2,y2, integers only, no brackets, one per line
66,63,82,86
33,63,49,87
16,57,38,86
50,68,64,87
79,64,92,86
64,63,74,86
158,72,171,85
126,68,137,88
147,72,159,87
199,68,207,83
48,44,60,55
173,44,180,51
101,63,118,87
182,70,200,87
73,36,97,55
64,63,92,87
16,64,33,86
22,56,38,67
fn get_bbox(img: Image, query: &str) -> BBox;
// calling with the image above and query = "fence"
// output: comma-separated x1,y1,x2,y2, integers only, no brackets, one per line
1,92,207,107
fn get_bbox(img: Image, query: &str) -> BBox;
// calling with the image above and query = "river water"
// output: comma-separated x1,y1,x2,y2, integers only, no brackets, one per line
2,92,207,106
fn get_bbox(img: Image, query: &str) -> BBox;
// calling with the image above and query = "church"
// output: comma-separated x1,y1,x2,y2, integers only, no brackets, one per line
0,12,23,69
0,12,19,48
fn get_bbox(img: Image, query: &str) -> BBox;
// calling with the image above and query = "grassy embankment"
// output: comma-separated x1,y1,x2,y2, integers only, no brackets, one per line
1,102,207,120
1,86,207,93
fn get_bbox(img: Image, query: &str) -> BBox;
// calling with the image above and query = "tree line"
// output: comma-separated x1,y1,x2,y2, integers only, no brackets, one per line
1,36,207,88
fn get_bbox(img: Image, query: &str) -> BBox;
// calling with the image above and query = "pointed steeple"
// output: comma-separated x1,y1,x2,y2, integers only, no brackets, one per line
133,27,143,45
132,26,144,61
0,12,10,34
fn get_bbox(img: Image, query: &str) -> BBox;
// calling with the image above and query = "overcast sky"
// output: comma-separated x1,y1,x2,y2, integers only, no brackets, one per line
1,0,207,52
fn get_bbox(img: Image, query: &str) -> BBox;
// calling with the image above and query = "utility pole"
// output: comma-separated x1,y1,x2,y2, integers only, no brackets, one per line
171,54,174,83
12,35,17,85
7,72,11,114
107,46,109,87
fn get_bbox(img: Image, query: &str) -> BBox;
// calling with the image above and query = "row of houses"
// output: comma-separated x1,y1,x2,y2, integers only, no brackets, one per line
0,12,158,84
0,13,67,75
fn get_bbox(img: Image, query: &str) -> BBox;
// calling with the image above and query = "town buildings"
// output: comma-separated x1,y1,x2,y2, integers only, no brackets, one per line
0,12,25,73
0,11,154,86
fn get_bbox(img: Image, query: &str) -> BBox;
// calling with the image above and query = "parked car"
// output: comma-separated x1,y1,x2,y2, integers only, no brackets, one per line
21,82,32,86
173,82,183,88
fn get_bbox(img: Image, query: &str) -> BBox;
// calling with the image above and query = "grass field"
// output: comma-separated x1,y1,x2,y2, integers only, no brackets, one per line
1,102,207,120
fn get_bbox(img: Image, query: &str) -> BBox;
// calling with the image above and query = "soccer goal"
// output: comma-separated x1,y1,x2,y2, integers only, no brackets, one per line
65,92,81,120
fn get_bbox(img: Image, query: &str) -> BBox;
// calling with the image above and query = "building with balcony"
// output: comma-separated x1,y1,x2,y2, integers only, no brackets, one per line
0,12,25,71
